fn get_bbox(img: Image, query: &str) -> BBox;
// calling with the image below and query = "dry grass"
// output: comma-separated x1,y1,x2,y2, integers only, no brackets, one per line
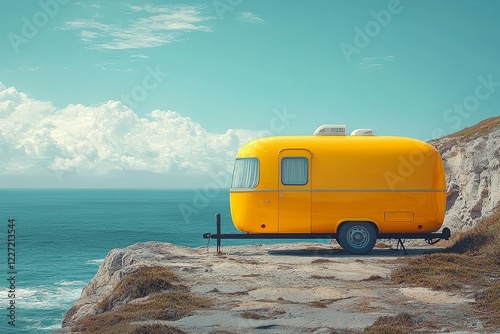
239,309,285,320
131,324,187,334
241,273,260,277
444,116,500,141
362,275,384,281
363,313,415,334
391,252,491,291
311,258,332,264
99,266,184,312
76,291,211,333
307,301,328,308
391,207,500,327
72,323,186,334
229,257,260,265
374,242,393,249
311,274,336,280
475,282,500,326
75,266,211,334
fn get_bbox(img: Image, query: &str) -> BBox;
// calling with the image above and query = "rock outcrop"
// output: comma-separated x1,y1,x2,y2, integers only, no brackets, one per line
59,242,484,334
430,116,500,231
60,242,202,328
58,117,500,334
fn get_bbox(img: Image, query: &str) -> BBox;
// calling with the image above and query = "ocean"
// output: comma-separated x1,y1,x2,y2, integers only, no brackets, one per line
0,189,276,334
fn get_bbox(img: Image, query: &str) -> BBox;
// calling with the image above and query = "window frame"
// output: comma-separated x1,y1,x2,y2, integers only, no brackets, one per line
280,156,309,186
231,157,260,189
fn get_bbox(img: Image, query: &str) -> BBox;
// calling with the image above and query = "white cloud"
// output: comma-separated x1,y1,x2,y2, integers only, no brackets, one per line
74,2,101,9
131,53,150,59
238,12,265,24
15,67,41,72
0,82,267,183
63,5,213,50
81,29,99,42
93,61,134,72
358,56,395,70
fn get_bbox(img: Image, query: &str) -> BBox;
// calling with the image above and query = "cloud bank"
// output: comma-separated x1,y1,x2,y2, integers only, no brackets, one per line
0,82,266,186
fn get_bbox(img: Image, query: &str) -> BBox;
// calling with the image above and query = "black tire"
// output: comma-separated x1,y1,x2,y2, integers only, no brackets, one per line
338,222,377,255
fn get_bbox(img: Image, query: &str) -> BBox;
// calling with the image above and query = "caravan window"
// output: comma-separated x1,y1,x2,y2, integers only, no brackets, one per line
281,157,308,185
231,158,259,188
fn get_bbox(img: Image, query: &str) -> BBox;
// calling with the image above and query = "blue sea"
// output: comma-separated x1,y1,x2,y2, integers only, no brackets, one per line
0,189,281,334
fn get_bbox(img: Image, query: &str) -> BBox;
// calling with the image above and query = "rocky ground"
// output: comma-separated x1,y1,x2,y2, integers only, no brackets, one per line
59,241,488,334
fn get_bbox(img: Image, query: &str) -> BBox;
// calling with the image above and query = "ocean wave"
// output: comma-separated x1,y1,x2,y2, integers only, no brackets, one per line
0,284,84,311
85,258,105,265
56,280,87,286
25,319,63,333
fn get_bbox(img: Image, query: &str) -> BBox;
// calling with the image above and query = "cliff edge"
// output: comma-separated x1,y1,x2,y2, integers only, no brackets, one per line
58,117,500,334
430,116,500,231
58,242,484,334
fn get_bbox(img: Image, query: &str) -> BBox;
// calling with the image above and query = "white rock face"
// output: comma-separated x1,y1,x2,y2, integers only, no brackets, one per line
430,123,500,232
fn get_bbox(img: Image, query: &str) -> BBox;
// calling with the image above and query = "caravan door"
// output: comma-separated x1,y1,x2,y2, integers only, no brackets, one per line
278,149,312,233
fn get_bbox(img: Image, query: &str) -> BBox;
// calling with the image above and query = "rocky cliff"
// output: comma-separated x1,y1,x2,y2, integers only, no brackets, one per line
57,117,500,334
430,116,500,232
58,242,485,334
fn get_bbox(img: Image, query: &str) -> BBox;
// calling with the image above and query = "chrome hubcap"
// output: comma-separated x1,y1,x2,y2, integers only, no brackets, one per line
346,226,369,249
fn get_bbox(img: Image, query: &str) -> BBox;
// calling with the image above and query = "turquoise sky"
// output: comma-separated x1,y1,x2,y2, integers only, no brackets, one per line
0,0,499,187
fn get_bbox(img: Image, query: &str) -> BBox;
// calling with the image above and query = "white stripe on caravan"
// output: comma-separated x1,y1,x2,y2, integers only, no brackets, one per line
230,189,447,193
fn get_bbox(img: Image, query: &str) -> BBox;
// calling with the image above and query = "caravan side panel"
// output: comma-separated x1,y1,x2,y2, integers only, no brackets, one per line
230,135,446,235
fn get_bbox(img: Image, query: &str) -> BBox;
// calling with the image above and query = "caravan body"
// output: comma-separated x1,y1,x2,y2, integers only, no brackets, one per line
229,125,446,253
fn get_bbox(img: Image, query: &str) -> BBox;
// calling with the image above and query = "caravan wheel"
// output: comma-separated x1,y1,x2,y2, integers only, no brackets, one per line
338,222,377,255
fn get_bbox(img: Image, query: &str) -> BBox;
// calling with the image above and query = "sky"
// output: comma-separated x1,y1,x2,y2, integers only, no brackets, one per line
0,0,499,188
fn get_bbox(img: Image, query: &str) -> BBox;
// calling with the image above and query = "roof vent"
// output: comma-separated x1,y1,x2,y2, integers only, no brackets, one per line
314,124,347,136
350,129,374,136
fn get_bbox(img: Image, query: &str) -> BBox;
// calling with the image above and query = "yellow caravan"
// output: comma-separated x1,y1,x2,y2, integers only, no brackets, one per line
226,125,447,254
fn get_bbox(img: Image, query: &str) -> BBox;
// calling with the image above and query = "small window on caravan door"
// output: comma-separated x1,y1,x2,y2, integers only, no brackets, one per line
231,158,259,188
281,157,308,185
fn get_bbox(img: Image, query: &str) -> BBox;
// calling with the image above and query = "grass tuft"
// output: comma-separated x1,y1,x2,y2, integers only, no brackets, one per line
131,324,187,334
76,291,211,333
475,282,500,326
310,274,336,280
99,266,184,312
308,301,328,308
75,266,211,334
391,207,500,327
239,309,285,320
364,313,414,334
311,258,331,264
391,253,490,291
363,275,384,281
434,116,500,142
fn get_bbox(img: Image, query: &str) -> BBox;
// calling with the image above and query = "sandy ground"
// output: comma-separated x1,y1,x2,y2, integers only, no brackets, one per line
128,242,487,334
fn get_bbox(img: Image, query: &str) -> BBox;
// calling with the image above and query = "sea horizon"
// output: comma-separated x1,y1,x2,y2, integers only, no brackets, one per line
0,188,312,333
0,189,233,333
